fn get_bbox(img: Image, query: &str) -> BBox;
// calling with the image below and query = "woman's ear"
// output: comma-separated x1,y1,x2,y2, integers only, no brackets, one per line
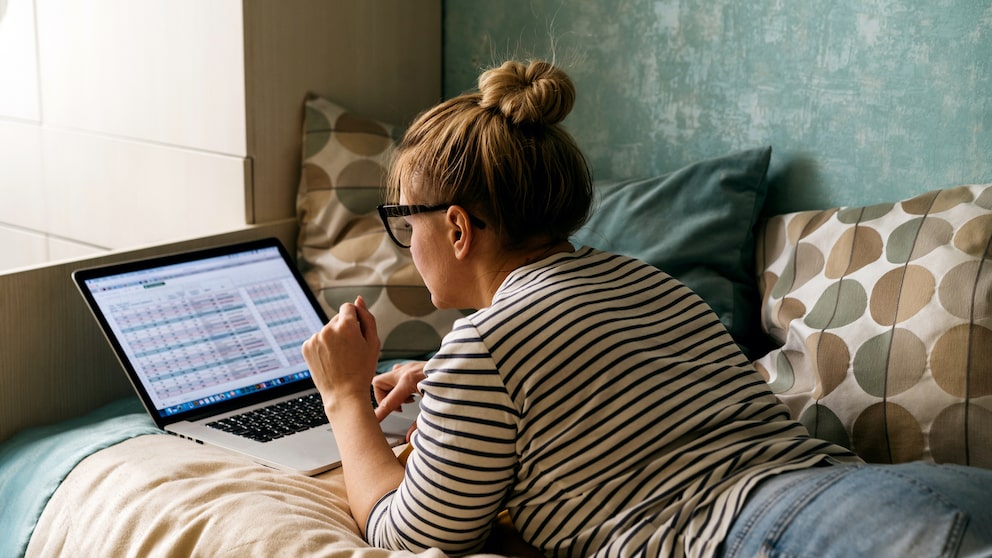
445,206,473,259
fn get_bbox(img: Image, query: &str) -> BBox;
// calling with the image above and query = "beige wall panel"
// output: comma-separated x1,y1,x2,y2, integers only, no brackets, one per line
42,128,247,249
35,0,246,155
243,0,442,223
48,236,106,262
0,225,46,270
0,0,40,121
0,120,44,230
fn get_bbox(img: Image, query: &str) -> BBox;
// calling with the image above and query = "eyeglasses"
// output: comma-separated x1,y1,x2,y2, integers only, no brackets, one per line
377,204,487,248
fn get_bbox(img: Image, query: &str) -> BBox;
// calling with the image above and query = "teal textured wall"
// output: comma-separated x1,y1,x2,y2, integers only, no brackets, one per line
443,0,991,214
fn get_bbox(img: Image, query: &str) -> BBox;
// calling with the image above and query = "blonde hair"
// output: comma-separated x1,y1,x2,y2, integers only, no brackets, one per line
388,60,592,249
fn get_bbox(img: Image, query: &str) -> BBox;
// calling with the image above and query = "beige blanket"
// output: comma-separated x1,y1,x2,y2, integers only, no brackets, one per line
27,435,520,557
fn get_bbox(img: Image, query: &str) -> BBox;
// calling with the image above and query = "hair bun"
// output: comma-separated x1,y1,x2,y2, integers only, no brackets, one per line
478,60,575,126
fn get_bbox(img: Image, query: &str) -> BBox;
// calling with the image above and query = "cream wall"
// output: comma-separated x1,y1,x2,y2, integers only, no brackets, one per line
0,0,443,273
0,0,249,271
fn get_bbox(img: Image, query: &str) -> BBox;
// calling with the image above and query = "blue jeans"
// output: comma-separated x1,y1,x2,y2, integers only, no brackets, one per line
719,462,992,558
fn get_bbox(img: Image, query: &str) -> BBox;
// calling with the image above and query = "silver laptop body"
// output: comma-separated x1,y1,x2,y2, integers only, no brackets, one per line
72,237,415,475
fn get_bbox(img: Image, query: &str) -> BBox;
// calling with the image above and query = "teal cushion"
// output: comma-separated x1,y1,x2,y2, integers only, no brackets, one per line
571,146,772,358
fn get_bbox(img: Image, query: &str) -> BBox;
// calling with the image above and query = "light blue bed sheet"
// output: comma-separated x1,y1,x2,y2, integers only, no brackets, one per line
0,359,419,557
0,397,161,558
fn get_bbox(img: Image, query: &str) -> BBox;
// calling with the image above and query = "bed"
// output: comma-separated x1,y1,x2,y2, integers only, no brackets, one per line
2,100,989,553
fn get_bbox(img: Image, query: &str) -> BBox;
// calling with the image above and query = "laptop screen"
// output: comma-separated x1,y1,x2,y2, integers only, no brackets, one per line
76,240,327,420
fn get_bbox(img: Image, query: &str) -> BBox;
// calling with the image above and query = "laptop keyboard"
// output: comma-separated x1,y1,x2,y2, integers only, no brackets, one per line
206,393,328,443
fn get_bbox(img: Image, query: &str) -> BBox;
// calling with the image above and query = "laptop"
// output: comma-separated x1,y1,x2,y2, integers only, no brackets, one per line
72,237,417,475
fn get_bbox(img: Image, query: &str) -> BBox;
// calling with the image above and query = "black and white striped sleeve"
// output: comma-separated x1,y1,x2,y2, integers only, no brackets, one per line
365,320,519,554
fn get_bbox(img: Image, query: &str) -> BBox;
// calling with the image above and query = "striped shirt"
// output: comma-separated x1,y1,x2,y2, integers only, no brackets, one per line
366,247,858,557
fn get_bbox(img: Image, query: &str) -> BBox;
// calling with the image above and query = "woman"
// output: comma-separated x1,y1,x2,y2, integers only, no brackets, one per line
302,60,992,557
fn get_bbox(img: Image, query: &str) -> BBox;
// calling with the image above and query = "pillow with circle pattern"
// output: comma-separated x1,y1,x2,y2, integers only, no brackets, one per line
753,184,992,468
295,95,465,359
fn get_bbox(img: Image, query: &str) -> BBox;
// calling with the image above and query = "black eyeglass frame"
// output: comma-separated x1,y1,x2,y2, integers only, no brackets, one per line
377,204,487,248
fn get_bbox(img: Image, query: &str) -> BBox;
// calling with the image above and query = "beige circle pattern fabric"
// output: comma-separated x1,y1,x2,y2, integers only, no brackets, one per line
296,95,465,359
753,184,992,468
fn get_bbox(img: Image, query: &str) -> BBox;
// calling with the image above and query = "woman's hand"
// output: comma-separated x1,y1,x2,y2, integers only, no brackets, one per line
301,296,405,534
374,361,426,442
372,360,427,421
302,296,381,414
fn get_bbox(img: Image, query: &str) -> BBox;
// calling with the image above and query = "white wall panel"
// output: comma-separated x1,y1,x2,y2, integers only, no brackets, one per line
0,0,40,120
0,225,46,270
0,120,44,230
35,0,246,155
43,128,247,249
48,236,105,262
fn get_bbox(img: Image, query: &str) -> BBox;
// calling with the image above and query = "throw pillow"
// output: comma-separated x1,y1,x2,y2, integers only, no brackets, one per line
754,184,992,468
571,146,772,358
295,95,465,359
